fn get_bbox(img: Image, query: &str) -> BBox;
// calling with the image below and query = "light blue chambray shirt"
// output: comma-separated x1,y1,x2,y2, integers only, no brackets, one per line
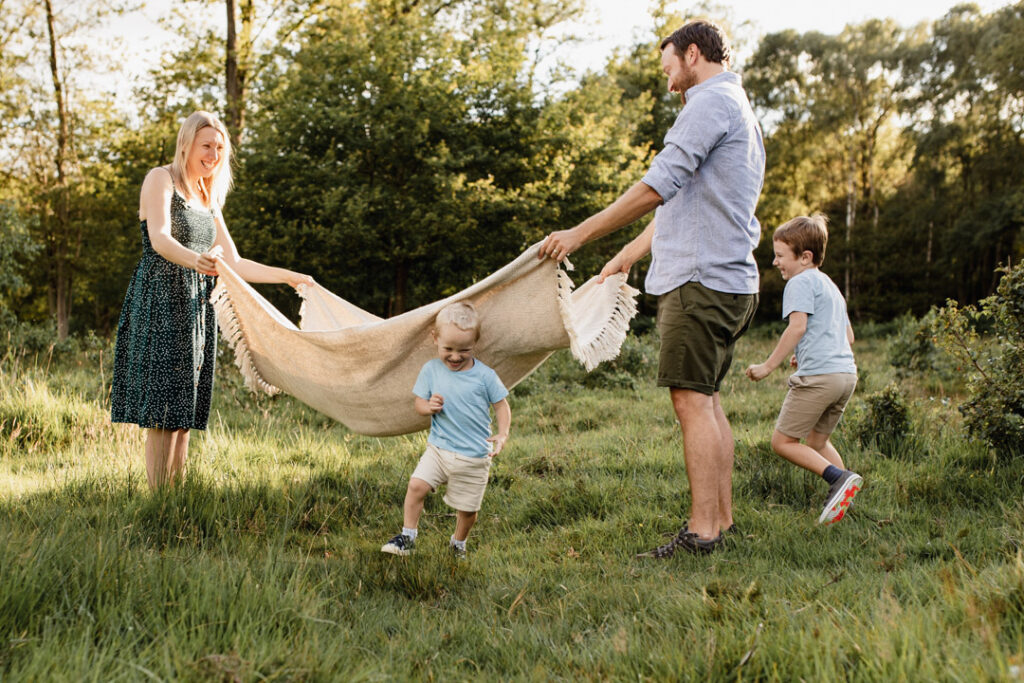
641,71,766,296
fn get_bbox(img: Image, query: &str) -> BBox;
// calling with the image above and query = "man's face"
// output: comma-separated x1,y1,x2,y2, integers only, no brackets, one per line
661,43,697,102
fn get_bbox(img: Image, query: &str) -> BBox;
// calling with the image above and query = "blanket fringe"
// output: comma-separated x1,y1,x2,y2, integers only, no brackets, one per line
210,282,281,396
556,268,639,372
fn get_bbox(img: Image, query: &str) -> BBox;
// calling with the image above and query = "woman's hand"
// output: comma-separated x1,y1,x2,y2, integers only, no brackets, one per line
195,245,223,276
283,271,315,289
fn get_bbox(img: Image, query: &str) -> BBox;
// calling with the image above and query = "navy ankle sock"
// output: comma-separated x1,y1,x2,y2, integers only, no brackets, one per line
822,465,843,485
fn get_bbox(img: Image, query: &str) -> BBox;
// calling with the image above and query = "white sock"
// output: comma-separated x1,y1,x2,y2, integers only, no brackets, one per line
403,527,418,540
450,536,466,551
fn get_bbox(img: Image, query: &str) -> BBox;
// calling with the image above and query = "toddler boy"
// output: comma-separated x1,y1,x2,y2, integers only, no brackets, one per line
381,302,511,558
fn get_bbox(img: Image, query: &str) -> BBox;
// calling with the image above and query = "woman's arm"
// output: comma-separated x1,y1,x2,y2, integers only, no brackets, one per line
212,214,313,287
141,168,219,274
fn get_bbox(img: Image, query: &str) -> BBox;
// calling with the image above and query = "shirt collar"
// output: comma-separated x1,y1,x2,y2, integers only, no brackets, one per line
685,70,740,101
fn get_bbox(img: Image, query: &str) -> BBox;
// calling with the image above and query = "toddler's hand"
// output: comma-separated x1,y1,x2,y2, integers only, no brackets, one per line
486,433,508,456
745,363,771,381
427,394,444,414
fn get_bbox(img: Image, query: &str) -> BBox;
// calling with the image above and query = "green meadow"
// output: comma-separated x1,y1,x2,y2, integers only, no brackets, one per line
1,329,1022,681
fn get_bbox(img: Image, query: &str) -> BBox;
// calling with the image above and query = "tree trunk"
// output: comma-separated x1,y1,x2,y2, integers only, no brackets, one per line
44,0,72,340
844,143,856,305
225,0,253,149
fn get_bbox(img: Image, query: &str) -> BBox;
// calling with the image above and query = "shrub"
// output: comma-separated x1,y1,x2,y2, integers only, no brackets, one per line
887,310,956,380
853,382,910,455
932,261,1024,457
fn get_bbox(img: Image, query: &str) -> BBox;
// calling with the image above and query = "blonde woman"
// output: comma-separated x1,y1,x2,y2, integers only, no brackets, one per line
111,111,312,488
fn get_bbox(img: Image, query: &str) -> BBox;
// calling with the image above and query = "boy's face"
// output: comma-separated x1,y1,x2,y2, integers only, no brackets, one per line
433,323,477,372
772,239,814,280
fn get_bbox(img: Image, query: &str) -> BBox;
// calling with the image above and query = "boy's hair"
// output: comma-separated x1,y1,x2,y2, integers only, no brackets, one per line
434,301,480,338
774,214,829,266
660,20,731,65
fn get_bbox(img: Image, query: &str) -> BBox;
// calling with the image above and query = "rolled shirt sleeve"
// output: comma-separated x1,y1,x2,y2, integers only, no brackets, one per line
642,96,730,204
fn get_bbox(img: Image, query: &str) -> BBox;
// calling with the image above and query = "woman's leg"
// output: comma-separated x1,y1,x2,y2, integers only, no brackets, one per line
144,428,190,489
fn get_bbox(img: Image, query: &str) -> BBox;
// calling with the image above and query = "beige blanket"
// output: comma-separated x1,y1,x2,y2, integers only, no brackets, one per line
210,242,639,436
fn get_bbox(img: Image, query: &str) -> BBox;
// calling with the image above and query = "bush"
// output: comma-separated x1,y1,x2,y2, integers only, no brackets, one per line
887,310,956,380
853,382,910,455
514,332,658,393
932,262,1024,457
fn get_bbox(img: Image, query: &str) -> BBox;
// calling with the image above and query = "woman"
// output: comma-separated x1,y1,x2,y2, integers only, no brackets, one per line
110,111,312,488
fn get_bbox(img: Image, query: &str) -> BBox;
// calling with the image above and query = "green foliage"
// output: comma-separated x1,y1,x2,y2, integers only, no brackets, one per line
0,201,39,317
852,382,911,455
514,332,658,393
932,262,1024,456
887,310,956,380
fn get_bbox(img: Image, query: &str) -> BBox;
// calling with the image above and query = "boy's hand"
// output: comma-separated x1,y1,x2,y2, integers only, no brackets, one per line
745,363,772,381
789,354,798,369
486,433,509,456
427,394,444,414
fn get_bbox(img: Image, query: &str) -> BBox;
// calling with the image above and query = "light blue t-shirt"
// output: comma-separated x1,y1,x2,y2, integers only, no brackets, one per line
782,269,857,377
641,71,766,296
413,358,509,458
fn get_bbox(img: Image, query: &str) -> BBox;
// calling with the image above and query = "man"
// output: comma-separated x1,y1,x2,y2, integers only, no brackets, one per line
538,20,765,557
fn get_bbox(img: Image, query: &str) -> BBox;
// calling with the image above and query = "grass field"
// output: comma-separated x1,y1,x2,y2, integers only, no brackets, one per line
1,329,1022,681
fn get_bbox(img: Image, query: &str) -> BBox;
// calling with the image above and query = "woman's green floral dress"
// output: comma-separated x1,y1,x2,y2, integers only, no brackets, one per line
111,188,218,430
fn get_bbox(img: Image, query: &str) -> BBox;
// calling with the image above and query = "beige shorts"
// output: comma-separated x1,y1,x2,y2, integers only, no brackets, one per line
776,373,858,438
410,443,492,512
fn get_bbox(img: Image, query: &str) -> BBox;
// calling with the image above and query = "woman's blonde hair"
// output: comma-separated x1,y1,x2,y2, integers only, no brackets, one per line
170,111,233,209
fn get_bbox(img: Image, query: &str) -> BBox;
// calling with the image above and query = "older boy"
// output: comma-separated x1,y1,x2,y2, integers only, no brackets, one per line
381,302,511,558
745,215,862,524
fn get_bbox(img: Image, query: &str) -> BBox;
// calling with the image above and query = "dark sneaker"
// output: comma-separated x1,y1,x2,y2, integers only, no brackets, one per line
450,543,467,561
381,533,415,556
818,471,863,525
635,527,722,559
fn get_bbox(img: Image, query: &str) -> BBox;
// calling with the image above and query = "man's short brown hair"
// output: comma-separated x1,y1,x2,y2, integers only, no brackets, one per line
773,214,829,266
659,20,731,65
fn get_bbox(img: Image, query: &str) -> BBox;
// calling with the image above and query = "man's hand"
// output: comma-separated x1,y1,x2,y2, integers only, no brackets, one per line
538,227,585,262
597,252,632,284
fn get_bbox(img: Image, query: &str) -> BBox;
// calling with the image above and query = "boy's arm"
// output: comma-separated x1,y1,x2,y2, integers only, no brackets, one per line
486,398,511,456
414,394,444,416
846,323,855,346
745,312,808,381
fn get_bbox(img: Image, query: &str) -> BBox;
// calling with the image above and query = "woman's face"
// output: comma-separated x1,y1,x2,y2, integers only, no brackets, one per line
187,126,226,181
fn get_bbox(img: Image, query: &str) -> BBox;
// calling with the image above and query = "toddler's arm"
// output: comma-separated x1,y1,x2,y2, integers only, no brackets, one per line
414,394,444,416
745,312,808,381
846,323,855,346
486,399,511,456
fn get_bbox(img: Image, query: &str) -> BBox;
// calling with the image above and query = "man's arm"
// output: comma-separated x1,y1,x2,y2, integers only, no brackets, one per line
745,312,808,381
538,181,662,261
597,218,655,283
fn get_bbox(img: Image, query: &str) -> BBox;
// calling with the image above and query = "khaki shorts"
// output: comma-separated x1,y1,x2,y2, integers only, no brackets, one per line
776,373,858,438
656,281,758,394
410,443,492,512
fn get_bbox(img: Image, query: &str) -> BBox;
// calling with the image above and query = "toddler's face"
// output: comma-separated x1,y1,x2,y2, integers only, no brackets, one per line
433,323,477,372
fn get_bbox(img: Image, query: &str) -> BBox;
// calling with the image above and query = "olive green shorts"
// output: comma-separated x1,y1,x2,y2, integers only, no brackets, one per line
656,281,758,395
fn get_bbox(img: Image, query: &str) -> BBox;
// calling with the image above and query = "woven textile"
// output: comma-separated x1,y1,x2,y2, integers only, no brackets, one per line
211,242,639,436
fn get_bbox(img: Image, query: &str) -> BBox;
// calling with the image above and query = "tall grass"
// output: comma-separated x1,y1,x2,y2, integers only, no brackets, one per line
0,333,1021,680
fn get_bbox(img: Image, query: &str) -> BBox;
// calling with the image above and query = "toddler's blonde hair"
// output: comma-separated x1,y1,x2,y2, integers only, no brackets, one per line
434,301,480,339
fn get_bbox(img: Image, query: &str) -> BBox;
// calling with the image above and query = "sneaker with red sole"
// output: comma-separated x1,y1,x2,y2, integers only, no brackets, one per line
818,471,863,524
